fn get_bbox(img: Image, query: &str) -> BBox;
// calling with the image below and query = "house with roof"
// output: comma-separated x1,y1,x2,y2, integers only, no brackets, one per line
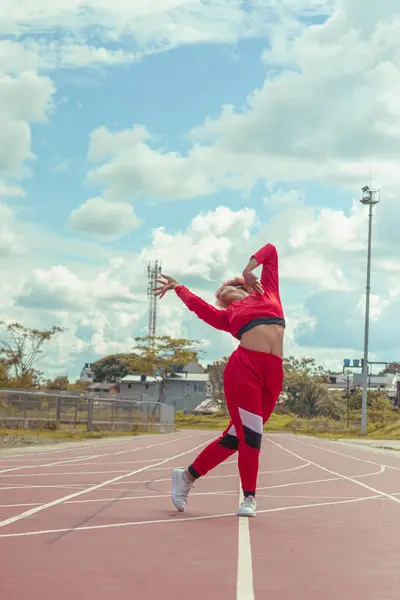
163,372,209,411
87,382,118,395
325,372,400,405
80,363,94,382
119,374,161,402
119,370,209,411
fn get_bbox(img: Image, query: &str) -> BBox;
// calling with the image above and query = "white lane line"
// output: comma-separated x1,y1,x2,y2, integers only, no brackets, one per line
0,457,165,469
288,437,400,472
0,489,238,509
5,489,388,510
0,454,106,475
0,484,94,490
0,470,140,478
0,469,133,478
0,433,207,476
237,490,255,600
0,438,210,530
0,495,379,539
0,440,138,460
0,484,158,493
0,466,380,493
126,462,311,484
147,462,310,473
0,502,42,508
0,434,185,459
268,439,400,506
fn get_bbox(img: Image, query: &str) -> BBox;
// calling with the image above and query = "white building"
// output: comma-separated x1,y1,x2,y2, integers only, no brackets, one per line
327,372,400,404
119,375,161,402
183,362,205,374
352,373,400,402
119,371,209,411
80,363,94,382
163,373,209,412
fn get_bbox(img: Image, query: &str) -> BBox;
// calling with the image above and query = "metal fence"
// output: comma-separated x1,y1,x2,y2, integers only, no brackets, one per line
0,389,175,433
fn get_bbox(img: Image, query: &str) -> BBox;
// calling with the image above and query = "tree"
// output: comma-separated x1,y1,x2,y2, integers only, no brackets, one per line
381,362,400,375
205,358,228,412
131,336,201,400
0,321,65,388
0,359,9,387
46,376,69,391
347,388,394,412
283,356,328,379
91,353,137,382
283,355,345,419
68,380,91,392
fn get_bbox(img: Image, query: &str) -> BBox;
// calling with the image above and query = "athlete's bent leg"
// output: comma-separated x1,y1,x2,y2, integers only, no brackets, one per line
171,421,238,512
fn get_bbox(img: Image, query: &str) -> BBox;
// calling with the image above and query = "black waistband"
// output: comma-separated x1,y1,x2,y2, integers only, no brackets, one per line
237,317,286,339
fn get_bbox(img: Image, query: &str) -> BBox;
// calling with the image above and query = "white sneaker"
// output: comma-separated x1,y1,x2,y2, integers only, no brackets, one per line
237,495,257,517
171,468,194,512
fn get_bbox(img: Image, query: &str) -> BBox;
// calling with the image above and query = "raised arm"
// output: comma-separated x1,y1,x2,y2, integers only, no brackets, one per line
243,243,279,293
175,286,230,332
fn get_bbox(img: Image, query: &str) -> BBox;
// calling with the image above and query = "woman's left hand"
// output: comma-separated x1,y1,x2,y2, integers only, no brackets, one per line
243,269,263,295
153,274,179,299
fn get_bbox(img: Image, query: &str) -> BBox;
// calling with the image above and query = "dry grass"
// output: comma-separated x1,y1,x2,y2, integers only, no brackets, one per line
175,411,400,440
0,425,156,444
2,410,399,446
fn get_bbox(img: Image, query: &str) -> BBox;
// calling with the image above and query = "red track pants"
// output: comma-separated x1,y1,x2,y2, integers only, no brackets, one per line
188,346,283,495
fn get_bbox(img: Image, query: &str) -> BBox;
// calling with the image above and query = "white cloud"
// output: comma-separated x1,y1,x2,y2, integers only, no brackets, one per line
0,180,25,198
0,0,332,80
0,39,144,73
141,206,257,281
188,1,400,192
17,266,90,312
0,71,53,123
80,0,400,206
2,0,400,380
0,71,54,182
16,260,143,313
88,125,217,201
67,197,141,239
0,203,27,257
0,1,331,46
4,198,393,378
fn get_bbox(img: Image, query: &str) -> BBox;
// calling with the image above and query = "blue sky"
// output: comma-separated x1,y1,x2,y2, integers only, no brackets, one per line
1,0,400,380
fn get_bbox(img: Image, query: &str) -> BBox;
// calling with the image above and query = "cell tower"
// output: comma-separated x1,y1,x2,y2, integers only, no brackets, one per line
147,260,162,338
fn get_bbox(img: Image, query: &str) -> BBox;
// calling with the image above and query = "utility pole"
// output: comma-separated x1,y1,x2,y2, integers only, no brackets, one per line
359,185,380,435
147,261,162,339
345,369,351,429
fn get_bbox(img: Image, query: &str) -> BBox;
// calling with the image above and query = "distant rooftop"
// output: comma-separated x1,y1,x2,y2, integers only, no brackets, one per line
120,375,160,384
168,373,209,382
87,383,117,391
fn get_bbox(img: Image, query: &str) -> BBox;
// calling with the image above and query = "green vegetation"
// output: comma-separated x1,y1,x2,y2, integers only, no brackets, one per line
200,354,399,439
0,421,164,445
174,408,400,440
0,322,65,388
1,324,398,445
90,336,201,384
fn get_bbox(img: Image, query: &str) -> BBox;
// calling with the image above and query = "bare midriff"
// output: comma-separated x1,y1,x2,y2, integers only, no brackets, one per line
239,324,284,358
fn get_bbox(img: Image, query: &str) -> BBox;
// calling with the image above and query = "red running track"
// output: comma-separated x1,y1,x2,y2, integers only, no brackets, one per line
0,431,399,599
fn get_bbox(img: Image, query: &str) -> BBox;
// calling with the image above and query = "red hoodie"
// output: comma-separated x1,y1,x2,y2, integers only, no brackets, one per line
174,243,285,339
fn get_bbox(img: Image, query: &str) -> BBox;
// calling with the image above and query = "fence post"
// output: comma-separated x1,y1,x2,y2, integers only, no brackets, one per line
56,396,61,426
87,397,93,432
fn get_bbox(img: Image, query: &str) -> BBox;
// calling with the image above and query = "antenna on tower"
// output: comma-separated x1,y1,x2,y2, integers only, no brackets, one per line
147,260,162,338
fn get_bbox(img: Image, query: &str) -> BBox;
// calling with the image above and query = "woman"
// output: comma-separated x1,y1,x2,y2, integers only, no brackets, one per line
154,242,285,517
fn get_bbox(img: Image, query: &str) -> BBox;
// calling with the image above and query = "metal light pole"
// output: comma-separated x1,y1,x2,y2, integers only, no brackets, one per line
359,185,380,435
